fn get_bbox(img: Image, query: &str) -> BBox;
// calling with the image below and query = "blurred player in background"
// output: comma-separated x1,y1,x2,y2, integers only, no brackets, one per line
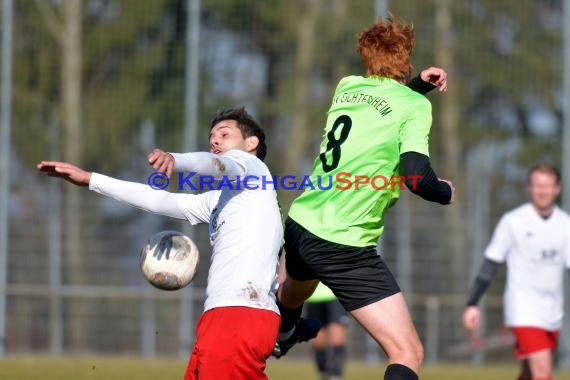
38,108,282,380
463,163,570,380
274,14,455,380
305,282,350,380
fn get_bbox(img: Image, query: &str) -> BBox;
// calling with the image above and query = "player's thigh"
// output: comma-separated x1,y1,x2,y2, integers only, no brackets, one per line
349,292,421,355
527,349,553,377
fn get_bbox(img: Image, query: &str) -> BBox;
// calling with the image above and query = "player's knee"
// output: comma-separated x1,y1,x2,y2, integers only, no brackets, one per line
413,340,424,367
388,337,423,370
404,337,423,369
416,343,424,365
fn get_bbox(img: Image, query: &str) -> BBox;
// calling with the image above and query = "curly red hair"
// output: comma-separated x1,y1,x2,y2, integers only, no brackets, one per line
357,14,414,82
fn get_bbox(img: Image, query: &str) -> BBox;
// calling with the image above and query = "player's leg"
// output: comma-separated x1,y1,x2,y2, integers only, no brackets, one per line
274,275,321,357
517,359,531,380
350,292,423,379
327,323,347,380
274,218,323,357
527,350,553,380
311,327,329,380
306,302,330,380
327,301,350,380
184,307,279,380
276,275,319,333
511,327,558,380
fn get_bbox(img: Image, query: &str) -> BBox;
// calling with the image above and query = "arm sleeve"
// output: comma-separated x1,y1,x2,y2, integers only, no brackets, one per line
564,230,570,269
89,173,211,224
406,74,437,95
466,258,501,306
170,151,247,179
399,98,432,156
484,215,512,262
400,152,451,204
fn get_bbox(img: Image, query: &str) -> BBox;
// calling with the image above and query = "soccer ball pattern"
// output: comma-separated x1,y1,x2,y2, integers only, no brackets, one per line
140,230,200,290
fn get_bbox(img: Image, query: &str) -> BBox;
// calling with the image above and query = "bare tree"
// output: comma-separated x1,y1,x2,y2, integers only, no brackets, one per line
435,0,466,293
34,0,84,351
280,0,321,210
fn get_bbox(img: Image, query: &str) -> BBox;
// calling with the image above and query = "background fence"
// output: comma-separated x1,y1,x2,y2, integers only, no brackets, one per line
1,0,570,368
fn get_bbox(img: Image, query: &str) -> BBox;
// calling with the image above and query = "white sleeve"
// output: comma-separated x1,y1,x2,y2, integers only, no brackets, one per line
89,173,212,224
170,151,249,179
484,214,512,263
565,227,570,269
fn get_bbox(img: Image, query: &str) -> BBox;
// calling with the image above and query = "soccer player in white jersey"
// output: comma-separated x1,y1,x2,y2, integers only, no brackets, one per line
38,108,283,380
463,164,570,380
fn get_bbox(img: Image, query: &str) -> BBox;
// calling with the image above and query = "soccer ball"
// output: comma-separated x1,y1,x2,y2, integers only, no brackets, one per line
139,230,200,291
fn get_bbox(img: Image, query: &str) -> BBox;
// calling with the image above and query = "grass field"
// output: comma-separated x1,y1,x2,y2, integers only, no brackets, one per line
2,357,570,380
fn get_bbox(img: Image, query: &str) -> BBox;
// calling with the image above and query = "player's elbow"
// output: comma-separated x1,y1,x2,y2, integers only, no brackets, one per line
404,175,426,194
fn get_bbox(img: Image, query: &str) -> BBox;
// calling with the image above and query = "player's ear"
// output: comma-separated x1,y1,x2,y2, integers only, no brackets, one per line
245,136,259,154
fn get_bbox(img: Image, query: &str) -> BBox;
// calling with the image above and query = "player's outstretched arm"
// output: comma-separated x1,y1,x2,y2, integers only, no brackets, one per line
37,161,91,187
153,150,247,180
38,160,188,219
148,148,247,180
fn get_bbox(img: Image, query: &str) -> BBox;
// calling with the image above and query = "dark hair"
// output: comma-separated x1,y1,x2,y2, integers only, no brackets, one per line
357,13,414,82
210,107,267,161
528,163,561,184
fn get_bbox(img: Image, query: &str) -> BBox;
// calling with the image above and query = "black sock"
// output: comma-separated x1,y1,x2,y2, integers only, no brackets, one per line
313,348,327,373
330,345,346,376
277,300,303,333
384,364,418,380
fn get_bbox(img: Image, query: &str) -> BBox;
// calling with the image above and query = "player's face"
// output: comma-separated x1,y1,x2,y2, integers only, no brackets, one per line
528,171,560,211
209,120,248,155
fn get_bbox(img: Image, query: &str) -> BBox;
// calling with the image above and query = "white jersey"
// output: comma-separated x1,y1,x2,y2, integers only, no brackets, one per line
89,150,282,315
485,203,570,330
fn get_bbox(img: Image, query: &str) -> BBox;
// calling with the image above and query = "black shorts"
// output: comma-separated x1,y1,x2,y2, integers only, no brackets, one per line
305,300,351,327
284,217,400,312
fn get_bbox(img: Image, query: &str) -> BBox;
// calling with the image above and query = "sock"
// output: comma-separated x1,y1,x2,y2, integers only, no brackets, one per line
384,363,419,380
277,299,303,333
314,348,328,373
330,345,346,376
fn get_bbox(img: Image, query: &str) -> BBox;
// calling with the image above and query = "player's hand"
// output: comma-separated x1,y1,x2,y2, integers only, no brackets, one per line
439,178,455,204
37,161,91,187
420,66,448,92
462,306,481,331
148,148,175,178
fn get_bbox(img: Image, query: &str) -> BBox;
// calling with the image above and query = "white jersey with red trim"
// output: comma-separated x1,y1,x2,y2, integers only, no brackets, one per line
89,150,282,314
485,203,570,330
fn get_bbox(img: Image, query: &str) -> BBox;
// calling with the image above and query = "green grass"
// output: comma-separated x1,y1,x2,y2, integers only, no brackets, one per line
1,357,570,379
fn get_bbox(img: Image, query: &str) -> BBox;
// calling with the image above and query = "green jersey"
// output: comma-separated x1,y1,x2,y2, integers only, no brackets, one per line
288,75,432,247
307,282,337,303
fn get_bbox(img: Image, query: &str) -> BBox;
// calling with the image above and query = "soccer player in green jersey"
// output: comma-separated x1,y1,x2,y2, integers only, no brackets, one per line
274,15,455,380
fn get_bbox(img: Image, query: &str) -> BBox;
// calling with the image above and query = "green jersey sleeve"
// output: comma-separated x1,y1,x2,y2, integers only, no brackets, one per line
399,97,432,157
